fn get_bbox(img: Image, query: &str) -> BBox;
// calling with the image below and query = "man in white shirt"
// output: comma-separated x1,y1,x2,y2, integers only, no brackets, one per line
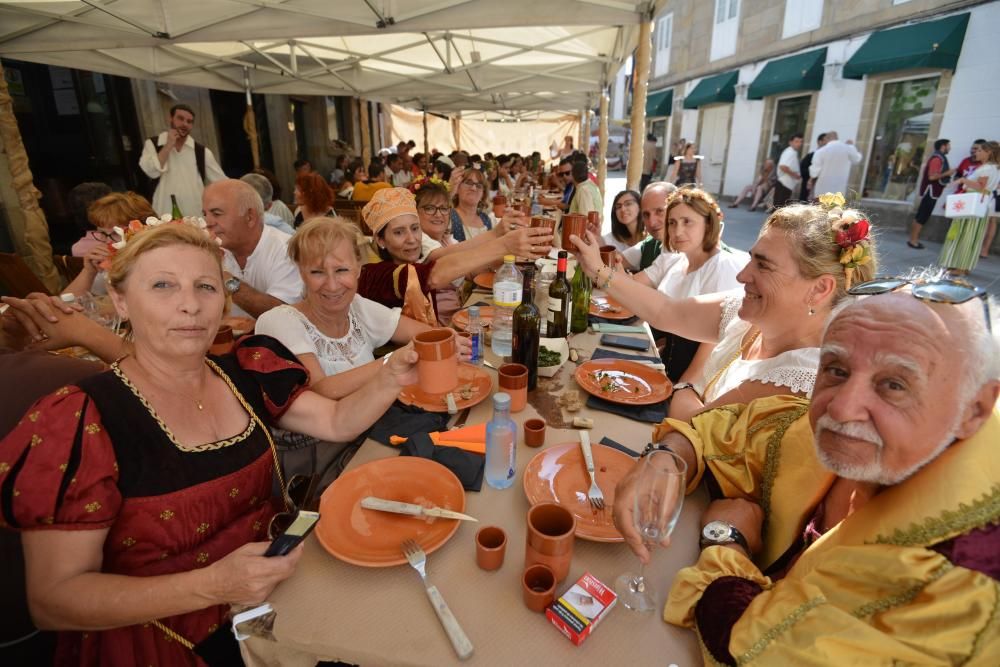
138,104,226,218
239,173,296,236
202,179,304,318
774,134,803,209
387,153,412,188
810,131,863,196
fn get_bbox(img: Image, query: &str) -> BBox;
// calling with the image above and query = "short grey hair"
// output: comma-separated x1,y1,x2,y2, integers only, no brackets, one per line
240,173,273,207
230,179,265,224
643,181,677,198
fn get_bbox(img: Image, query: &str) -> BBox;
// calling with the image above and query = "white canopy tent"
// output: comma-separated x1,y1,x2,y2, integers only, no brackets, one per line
0,0,649,114
0,1,661,289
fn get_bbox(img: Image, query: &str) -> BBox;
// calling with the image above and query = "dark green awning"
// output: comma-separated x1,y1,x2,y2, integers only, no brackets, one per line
843,13,969,80
645,88,673,117
683,70,738,109
748,48,827,100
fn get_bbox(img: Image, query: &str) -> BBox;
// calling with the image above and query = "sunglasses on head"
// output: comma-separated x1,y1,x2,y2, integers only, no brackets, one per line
268,473,319,540
848,277,992,333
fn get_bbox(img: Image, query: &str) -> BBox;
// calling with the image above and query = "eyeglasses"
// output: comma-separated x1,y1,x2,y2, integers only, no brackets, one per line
460,180,484,190
848,277,992,333
419,205,450,215
558,170,572,177
268,473,319,540
88,229,118,242
614,200,638,210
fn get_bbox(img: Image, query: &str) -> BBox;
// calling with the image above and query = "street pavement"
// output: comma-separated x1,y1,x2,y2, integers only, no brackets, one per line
601,172,1000,296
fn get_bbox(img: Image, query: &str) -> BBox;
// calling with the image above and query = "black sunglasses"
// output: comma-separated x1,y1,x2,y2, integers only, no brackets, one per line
848,277,992,333
268,473,319,540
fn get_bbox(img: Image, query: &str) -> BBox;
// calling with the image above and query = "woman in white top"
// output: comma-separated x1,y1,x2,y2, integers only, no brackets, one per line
255,217,430,397
571,200,879,422
939,140,1000,275
633,188,747,381
602,189,645,251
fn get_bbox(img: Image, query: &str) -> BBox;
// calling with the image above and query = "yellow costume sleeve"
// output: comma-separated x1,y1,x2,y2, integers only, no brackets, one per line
653,395,833,567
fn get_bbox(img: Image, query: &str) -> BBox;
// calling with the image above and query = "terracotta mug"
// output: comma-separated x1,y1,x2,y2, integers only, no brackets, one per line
209,324,234,355
599,245,617,266
525,501,576,583
493,194,507,218
498,363,528,412
560,214,587,249
587,210,600,234
522,563,556,613
413,328,459,395
530,215,557,235
523,418,545,447
475,526,507,571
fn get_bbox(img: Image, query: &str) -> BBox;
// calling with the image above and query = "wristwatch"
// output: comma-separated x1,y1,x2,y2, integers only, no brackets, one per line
640,442,674,458
224,276,242,295
700,520,750,553
672,382,699,396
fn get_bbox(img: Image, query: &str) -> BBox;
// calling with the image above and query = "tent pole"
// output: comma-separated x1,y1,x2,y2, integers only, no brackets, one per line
627,17,653,191
0,59,60,292
422,108,429,156
598,91,609,199
243,68,260,169
359,98,372,165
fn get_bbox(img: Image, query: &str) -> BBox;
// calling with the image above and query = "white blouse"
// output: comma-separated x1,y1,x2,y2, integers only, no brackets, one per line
254,298,401,377
642,247,747,299
695,291,819,402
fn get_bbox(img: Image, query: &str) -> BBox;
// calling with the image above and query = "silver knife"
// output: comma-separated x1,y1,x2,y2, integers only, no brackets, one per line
361,497,478,522
449,406,472,430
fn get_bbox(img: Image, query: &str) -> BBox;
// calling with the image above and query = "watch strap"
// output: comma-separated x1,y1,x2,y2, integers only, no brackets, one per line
700,522,750,553
640,442,674,458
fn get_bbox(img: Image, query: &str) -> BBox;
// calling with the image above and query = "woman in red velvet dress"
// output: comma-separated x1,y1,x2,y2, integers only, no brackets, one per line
0,222,418,666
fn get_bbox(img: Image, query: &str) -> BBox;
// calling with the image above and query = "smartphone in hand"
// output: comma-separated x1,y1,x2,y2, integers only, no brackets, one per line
264,511,320,557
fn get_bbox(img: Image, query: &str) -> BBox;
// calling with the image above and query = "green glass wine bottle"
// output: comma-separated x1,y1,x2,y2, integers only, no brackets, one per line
512,266,540,390
546,251,571,338
170,194,183,220
570,262,592,334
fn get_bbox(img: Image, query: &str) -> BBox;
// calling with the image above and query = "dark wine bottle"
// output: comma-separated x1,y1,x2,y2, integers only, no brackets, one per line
570,262,592,334
546,251,571,338
512,266,540,390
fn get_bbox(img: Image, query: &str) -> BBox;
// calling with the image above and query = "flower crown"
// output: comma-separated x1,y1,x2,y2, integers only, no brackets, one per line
98,214,213,270
667,187,724,222
409,175,449,194
818,192,872,290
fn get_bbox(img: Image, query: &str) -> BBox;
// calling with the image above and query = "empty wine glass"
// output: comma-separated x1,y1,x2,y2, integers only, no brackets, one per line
614,450,687,612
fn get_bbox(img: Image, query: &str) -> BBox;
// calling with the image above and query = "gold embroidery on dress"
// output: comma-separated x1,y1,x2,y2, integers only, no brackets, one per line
30,434,41,447
58,463,68,472
872,486,1000,547
43,516,54,524
196,522,209,534
229,487,240,498
851,562,953,619
748,405,809,529
160,510,175,520
55,386,70,396
704,453,743,462
84,501,102,513
111,359,256,452
196,552,209,563
736,596,826,665
85,424,101,434
253,519,262,532
0,462,9,474
965,583,1000,664
28,411,39,422
122,537,136,547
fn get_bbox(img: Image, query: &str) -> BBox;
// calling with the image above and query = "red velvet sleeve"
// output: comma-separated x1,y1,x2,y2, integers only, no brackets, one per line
0,387,120,531
233,335,310,421
694,576,764,666
358,261,435,308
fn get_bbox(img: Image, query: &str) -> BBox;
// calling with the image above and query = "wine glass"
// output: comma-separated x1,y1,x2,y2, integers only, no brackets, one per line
614,450,687,612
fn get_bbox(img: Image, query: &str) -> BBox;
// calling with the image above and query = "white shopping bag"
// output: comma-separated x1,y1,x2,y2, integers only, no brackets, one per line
944,192,989,218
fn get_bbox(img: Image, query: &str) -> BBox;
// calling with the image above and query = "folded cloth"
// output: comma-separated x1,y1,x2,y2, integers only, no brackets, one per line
585,348,669,423
368,401,449,445
399,432,485,491
389,423,487,455
588,313,639,325
590,323,647,334
599,437,641,458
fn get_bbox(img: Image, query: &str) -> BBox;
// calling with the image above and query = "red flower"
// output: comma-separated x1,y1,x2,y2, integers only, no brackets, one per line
836,219,869,248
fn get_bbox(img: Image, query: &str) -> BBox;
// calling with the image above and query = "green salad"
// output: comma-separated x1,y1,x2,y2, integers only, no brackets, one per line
538,345,562,367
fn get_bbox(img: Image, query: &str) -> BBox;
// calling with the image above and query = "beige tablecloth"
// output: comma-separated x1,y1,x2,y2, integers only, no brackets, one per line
242,321,705,666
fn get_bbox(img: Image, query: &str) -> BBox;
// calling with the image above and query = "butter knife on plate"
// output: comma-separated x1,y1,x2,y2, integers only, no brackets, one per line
361,496,478,522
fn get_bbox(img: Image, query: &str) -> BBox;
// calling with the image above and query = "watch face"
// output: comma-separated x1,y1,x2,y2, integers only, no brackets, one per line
225,277,240,294
702,520,732,543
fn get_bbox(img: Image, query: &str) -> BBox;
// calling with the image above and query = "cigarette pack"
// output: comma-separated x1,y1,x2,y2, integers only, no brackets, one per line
546,572,617,645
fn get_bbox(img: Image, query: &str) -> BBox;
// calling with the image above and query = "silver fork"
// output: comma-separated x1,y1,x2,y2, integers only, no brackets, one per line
401,539,474,661
579,431,605,510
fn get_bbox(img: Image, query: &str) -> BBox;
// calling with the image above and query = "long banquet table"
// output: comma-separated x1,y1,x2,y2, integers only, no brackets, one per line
241,297,706,666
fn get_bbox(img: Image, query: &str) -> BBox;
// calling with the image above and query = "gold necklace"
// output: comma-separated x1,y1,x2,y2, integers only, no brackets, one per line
119,356,207,410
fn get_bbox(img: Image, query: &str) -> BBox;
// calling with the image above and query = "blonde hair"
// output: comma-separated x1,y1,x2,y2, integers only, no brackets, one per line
762,203,878,305
88,192,156,230
664,187,724,252
107,223,223,292
288,216,362,266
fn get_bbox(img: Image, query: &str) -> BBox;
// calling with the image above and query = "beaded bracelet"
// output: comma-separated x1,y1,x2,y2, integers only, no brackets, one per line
597,265,618,290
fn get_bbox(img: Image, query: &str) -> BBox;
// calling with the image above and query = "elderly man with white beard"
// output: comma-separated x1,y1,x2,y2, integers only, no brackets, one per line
613,278,1000,665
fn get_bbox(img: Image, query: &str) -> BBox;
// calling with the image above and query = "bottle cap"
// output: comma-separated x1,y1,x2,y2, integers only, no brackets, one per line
557,250,568,259
503,254,515,263
468,306,479,318
493,392,511,409
59,293,77,303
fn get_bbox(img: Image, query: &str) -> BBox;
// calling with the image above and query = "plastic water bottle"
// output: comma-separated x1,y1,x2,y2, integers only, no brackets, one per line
485,393,516,489
491,255,522,356
466,306,484,366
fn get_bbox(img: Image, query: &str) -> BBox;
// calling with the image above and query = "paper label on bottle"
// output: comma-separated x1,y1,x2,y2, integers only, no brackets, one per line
494,282,522,308
547,296,563,316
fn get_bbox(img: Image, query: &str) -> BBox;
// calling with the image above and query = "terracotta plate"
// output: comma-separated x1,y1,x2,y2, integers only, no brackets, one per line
221,315,256,336
316,457,466,567
452,305,494,332
398,362,493,412
589,295,633,320
574,359,671,406
473,272,495,290
523,442,636,542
